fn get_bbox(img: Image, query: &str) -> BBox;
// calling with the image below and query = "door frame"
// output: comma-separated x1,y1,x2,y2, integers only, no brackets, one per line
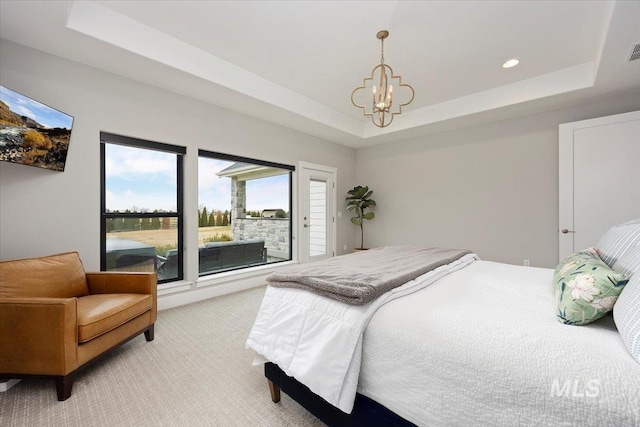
558,110,640,260
298,161,337,263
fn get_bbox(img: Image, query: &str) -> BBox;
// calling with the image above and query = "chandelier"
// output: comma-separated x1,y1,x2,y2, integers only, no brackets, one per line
351,30,415,128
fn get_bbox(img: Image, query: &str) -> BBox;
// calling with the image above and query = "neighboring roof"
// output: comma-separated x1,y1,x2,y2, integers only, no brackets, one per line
216,162,288,181
217,162,253,175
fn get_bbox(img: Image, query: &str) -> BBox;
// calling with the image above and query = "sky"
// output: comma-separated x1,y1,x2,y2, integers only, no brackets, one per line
0,85,73,129
105,145,289,213
199,157,289,213
105,144,178,212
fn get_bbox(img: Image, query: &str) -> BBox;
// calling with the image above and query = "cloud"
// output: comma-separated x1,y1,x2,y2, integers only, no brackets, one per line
105,151,290,213
105,189,117,208
198,157,234,211
106,187,178,212
105,144,178,211
12,104,35,118
198,157,232,189
0,85,73,129
246,175,289,211
105,144,176,182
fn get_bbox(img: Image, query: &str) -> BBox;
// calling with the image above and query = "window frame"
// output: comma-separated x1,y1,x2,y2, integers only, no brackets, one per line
198,149,294,276
100,132,186,284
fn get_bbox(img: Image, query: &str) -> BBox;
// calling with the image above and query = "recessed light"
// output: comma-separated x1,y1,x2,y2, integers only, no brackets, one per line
503,59,520,68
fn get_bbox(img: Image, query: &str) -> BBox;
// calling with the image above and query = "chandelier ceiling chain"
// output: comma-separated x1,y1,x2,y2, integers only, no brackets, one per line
351,30,415,128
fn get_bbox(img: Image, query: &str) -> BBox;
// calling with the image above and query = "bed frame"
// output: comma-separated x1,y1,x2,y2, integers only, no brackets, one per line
264,362,416,427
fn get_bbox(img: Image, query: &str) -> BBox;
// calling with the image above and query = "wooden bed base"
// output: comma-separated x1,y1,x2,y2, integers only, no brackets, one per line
264,362,416,427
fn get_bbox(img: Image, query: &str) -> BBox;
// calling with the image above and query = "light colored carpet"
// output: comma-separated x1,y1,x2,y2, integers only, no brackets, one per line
0,286,326,426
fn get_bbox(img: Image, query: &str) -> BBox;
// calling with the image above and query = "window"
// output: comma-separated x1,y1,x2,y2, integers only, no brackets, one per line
198,149,294,276
100,133,185,284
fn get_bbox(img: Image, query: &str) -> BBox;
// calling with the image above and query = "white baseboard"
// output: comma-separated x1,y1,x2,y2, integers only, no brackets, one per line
0,378,21,392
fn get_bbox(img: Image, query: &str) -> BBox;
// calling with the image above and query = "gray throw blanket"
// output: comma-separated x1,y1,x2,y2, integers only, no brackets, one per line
267,246,472,305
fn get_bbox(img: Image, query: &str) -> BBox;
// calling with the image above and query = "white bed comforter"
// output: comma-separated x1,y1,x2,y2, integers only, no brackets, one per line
246,253,478,413
358,261,640,426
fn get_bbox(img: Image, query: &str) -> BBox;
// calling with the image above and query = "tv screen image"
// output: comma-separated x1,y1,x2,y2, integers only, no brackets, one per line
0,85,74,172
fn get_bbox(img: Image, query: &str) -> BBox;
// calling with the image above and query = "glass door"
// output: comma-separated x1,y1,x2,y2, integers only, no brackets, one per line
299,163,335,263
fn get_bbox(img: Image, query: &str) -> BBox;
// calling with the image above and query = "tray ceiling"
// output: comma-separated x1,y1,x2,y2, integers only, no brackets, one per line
1,1,639,148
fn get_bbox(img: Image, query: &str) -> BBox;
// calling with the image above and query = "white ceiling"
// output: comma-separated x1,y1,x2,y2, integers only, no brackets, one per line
1,0,639,148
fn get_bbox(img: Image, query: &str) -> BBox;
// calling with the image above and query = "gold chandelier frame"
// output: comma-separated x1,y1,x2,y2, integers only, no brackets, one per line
351,30,415,128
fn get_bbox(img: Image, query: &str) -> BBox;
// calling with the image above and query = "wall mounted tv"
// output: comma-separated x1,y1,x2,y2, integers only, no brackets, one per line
0,85,74,172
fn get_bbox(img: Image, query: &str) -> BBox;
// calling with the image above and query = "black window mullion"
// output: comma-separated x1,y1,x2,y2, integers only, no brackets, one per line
104,212,179,218
101,132,186,155
100,142,107,272
100,134,185,284
176,149,184,281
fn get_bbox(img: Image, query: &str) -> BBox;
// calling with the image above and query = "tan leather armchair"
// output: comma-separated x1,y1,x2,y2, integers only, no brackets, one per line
0,251,157,401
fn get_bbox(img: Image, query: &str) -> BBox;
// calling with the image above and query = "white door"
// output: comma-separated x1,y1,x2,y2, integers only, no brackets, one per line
299,162,336,263
559,111,640,260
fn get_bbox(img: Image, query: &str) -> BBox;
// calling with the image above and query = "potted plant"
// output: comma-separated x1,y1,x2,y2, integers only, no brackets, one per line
346,185,376,250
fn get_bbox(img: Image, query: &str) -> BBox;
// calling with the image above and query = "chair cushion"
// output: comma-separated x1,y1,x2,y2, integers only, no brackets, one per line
0,252,88,298
77,294,152,342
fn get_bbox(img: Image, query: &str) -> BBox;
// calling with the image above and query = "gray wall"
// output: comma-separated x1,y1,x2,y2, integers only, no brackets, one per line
357,94,640,268
3,38,640,274
0,40,357,275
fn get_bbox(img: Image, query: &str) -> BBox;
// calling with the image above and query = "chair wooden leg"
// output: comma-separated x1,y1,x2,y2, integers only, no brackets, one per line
144,324,155,342
268,379,281,403
55,374,73,401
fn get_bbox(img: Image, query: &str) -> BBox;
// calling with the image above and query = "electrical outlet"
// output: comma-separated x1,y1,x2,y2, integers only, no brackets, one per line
344,244,347,251
523,259,531,267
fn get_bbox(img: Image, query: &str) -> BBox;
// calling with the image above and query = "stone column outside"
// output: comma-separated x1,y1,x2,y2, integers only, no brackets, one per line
231,178,246,239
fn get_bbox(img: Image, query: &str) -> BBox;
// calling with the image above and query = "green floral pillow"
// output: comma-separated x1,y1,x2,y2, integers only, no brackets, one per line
554,248,629,325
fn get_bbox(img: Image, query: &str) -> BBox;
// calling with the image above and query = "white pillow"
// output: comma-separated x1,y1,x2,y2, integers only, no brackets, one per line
596,220,640,267
613,245,640,277
614,273,640,364
620,218,640,226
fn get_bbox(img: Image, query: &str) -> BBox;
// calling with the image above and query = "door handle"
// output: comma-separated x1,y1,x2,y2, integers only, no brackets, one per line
304,224,311,228
561,228,575,234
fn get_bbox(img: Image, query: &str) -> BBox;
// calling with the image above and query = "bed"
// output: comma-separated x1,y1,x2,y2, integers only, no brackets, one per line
247,230,640,426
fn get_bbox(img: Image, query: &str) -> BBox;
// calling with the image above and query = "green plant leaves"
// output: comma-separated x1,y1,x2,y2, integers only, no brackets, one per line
347,185,369,199
345,186,376,221
346,185,376,248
